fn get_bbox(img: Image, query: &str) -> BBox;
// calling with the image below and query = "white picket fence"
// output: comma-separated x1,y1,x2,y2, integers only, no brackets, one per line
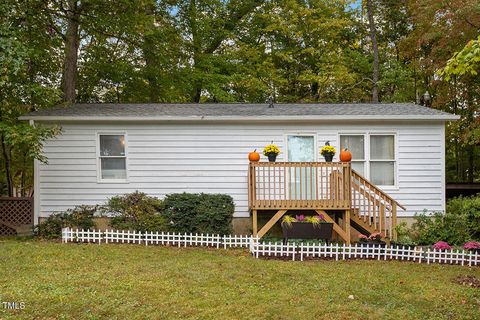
62,228,251,248
61,228,479,266
251,241,480,266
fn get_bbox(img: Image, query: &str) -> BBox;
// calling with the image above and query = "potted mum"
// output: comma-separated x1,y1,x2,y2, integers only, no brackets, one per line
432,241,451,251
263,143,280,162
463,241,480,254
281,213,333,243
320,142,336,162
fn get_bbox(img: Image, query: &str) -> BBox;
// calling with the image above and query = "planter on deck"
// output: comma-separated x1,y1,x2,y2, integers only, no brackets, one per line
282,222,333,243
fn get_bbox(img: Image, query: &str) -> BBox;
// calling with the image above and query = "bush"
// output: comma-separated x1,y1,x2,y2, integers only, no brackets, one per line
393,222,417,246
35,205,97,239
446,195,480,239
163,193,234,235
103,191,167,232
409,195,480,245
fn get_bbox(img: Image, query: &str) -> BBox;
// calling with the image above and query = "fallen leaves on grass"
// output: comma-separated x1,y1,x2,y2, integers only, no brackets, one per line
452,275,480,288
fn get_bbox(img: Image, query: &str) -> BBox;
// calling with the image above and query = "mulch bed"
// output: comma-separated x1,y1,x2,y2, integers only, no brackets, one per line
453,275,480,288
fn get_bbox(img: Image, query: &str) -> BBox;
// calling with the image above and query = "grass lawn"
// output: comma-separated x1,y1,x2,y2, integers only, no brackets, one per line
0,239,479,320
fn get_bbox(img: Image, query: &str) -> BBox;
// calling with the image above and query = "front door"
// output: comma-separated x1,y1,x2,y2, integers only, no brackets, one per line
287,135,316,200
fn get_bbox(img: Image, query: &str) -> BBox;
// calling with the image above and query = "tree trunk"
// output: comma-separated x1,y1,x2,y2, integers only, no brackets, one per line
366,0,379,103
468,145,474,182
143,3,160,103
189,0,202,103
1,134,13,197
63,0,80,104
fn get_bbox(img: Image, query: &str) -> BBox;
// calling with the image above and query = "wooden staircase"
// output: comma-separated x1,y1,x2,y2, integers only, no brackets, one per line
248,162,405,243
340,169,405,240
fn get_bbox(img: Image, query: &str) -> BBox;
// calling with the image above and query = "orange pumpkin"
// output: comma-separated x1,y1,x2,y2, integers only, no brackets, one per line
339,148,352,162
248,149,260,162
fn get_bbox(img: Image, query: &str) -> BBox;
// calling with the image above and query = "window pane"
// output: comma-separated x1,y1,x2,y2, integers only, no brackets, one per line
101,158,126,180
370,135,394,160
370,161,395,185
100,135,125,156
351,161,365,176
287,136,315,162
340,135,364,160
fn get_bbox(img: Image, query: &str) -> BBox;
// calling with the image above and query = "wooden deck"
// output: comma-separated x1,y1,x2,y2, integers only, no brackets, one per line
248,162,405,243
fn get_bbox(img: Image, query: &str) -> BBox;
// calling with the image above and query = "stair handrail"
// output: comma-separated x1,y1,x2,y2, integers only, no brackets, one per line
351,169,406,210
350,169,405,240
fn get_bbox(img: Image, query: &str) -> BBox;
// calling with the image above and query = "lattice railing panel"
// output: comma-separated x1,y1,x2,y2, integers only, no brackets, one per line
0,197,33,235
0,223,17,236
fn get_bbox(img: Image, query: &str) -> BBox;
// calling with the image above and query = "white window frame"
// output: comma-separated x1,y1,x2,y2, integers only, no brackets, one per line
338,131,398,189
284,133,318,162
96,131,129,183
369,133,397,189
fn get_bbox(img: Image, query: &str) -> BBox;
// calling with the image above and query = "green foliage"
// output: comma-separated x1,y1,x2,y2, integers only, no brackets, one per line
163,193,234,235
35,205,97,239
393,222,417,246
440,36,480,80
409,195,480,245
446,195,480,239
281,215,297,227
103,191,167,232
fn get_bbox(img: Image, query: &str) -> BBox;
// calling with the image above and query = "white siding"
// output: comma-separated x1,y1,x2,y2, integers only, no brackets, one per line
36,122,446,220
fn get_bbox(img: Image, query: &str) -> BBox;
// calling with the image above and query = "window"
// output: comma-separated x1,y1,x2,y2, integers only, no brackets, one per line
287,135,315,162
98,134,127,181
340,133,396,186
340,135,365,175
370,135,395,186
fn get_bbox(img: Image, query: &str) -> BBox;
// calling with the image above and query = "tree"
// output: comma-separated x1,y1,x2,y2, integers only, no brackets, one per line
401,0,480,182
0,0,62,195
365,0,380,102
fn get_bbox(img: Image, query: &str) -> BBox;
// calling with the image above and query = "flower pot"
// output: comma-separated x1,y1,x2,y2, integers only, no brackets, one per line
267,154,277,162
323,154,333,162
282,222,333,243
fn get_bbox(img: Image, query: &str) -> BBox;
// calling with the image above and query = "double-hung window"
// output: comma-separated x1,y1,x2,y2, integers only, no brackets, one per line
340,133,396,186
98,133,127,181
369,135,395,186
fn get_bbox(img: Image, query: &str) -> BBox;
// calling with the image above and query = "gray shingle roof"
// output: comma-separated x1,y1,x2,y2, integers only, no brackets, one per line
20,103,459,121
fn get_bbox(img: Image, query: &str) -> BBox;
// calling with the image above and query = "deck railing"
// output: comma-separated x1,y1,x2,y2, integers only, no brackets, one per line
248,162,352,210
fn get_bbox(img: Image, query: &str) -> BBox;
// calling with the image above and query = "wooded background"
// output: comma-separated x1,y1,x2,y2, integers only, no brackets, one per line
0,0,479,196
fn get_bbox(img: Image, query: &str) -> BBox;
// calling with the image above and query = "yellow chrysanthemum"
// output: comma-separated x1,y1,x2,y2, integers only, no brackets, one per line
263,144,280,156
320,145,336,156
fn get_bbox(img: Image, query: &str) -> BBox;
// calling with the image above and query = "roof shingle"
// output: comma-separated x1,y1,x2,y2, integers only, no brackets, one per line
20,103,459,121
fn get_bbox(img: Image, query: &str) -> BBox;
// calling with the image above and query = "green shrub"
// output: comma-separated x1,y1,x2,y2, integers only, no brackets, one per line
163,193,234,235
103,191,167,232
409,195,480,245
393,222,417,246
446,195,480,239
35,205,97,239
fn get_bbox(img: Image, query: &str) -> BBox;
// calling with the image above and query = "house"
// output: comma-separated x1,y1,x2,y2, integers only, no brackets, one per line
21,103,458,242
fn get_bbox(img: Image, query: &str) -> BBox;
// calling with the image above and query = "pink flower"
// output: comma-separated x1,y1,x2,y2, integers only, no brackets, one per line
464,242,480,250
295,215,305,222
432,241,451,250
317,213,325,221
368,233,382,241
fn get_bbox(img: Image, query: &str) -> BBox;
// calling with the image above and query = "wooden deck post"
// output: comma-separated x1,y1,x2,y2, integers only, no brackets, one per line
344,209,351,245
392,203,397,241
343,164,352,244
252,210,258,237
